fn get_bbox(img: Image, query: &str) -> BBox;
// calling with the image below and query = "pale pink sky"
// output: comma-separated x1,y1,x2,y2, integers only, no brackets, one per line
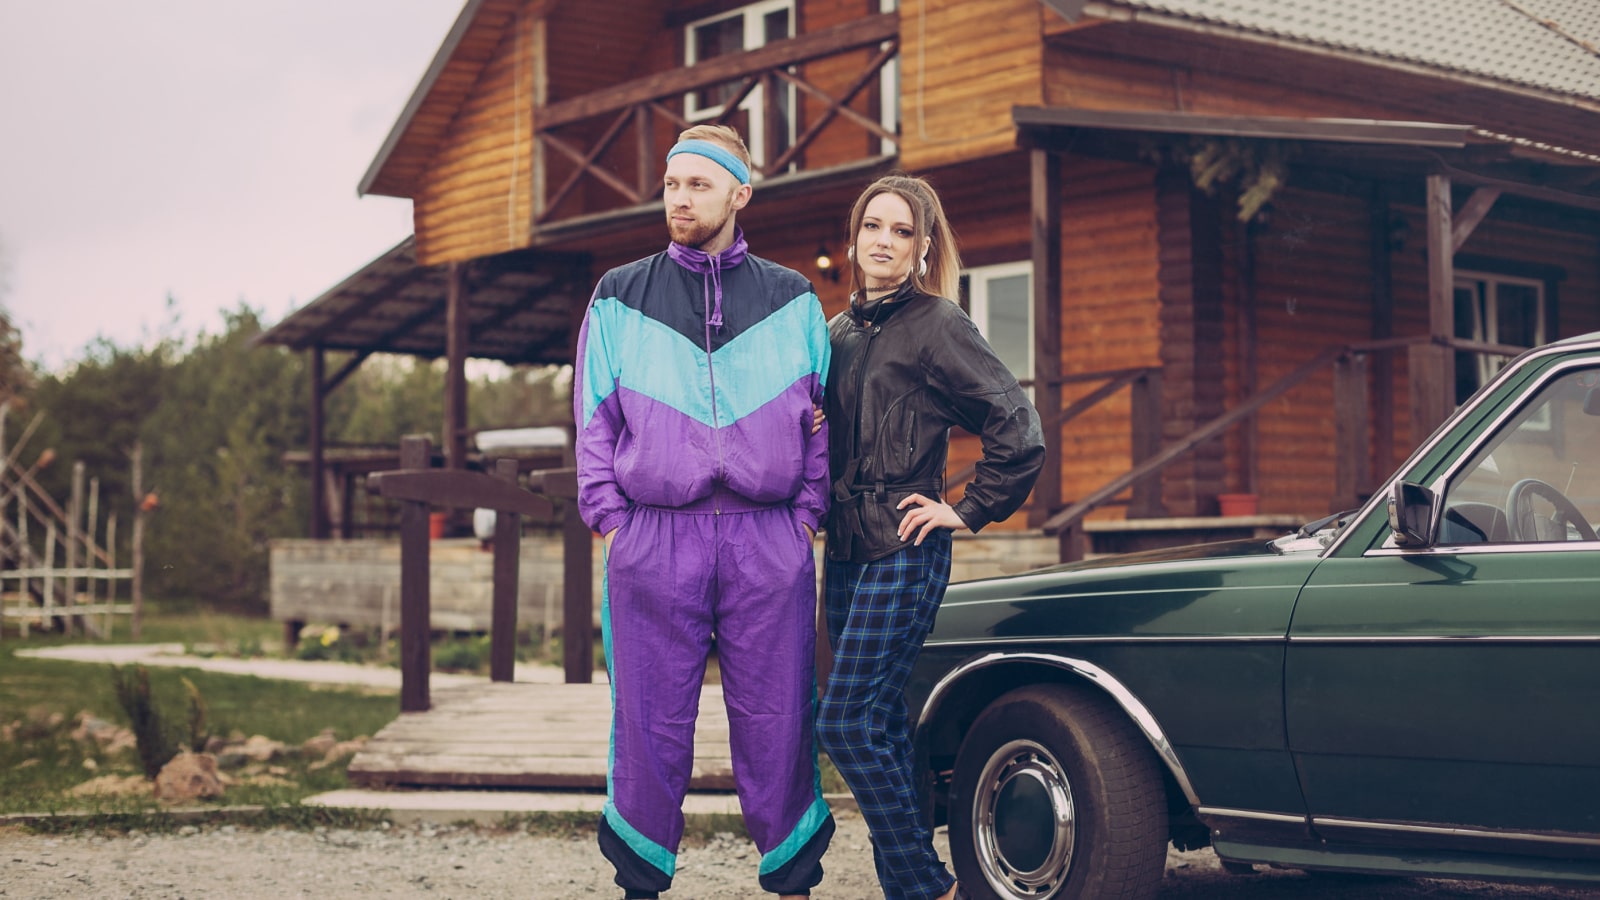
0,1,465,371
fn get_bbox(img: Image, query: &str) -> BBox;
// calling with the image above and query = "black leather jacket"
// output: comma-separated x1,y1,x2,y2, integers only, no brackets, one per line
824,285,1046,563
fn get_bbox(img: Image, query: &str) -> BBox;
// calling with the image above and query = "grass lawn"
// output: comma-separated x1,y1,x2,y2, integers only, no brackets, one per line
2,610,835,828
1,612,399,817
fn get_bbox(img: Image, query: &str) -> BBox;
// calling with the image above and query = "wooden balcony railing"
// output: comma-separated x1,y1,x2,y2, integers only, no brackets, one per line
535,12,899,225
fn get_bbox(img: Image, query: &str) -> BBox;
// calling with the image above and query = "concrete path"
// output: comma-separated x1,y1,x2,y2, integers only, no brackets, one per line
13,643,604,690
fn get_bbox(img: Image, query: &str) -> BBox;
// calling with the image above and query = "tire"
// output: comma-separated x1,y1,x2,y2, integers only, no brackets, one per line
949,684,1167,900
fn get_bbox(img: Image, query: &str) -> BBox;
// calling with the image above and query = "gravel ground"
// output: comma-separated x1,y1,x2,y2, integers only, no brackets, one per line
3,809,1596,900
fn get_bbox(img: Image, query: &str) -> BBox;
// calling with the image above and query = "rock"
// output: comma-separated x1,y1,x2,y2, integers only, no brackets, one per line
69,774,151,798
154,751,225,802
308,737,367,771
71,712,137,755
239,734,287,761
300,728,338,757
216,734,287,769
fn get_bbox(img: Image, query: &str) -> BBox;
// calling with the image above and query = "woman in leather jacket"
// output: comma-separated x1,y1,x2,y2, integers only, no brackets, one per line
816,174,1045,900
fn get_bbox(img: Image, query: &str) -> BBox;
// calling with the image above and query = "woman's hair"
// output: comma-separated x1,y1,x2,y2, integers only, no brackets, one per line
845,173,961,300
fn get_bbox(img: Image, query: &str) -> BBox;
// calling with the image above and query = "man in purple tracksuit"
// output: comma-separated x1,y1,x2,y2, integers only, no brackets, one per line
573,124,834,899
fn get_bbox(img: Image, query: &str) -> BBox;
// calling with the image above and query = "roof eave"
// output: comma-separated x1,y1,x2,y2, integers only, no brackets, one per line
358,0,487,199
1061,1,1600,116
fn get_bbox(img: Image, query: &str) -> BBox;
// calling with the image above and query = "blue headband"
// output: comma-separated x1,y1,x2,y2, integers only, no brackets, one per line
666,139,751,185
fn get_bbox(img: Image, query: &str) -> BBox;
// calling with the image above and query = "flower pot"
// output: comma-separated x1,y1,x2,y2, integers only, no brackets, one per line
429,511,448,540
1217,493,1259,517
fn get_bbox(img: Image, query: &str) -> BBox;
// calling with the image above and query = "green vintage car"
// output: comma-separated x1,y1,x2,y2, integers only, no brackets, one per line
911,332,1600,899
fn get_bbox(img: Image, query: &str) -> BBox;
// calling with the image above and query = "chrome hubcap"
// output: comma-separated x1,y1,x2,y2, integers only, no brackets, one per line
971,739,1075,899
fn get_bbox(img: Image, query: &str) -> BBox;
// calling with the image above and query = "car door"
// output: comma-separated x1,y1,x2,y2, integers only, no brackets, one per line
1285,360,1600,844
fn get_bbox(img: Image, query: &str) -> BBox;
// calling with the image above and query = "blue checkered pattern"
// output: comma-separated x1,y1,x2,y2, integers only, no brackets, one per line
818,534,957,900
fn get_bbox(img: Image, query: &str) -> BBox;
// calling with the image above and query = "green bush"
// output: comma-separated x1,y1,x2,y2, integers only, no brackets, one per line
109,665,179,779
434,634,491,673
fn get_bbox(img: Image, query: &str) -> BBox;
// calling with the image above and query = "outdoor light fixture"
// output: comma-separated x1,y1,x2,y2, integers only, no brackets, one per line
815,243,840,282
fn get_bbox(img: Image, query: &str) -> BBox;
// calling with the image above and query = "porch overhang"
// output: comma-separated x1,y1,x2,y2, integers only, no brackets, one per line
254,237,589,367
1012,106,1600,212
1015,105,1600,551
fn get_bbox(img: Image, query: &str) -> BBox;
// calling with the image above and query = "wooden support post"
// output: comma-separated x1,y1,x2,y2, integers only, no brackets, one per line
1030,148,1063,527
1413,174,1456,445
309,347,328,539
131,441,145,639
1128,369,1165,518
1058,521,1087,564
1369,184,1395,478
1234,217,1260,495
445,263,470,473
561,443,594,685
1334,353,1371,511
489,458,520,683
66,461,83,635
398,435,433,713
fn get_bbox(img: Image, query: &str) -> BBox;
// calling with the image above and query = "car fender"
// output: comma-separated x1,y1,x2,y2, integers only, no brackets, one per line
917,649,1201,808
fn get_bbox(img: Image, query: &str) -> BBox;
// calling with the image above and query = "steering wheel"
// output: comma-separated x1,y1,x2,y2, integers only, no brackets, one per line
1505,478,1599,542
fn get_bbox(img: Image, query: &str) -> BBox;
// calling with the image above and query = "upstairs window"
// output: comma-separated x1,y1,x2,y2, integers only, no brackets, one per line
684,0,795,174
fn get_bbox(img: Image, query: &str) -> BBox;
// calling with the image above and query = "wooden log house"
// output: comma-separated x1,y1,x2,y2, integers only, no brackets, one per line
261,0,1600,564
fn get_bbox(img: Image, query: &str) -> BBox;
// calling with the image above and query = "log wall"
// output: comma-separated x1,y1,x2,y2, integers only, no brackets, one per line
1247,185,1376,515
897,0,1043,171
1056,157,1163,518
412,4,539,266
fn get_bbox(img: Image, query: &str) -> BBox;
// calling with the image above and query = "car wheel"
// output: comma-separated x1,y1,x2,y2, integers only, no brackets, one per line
949,684,1167,900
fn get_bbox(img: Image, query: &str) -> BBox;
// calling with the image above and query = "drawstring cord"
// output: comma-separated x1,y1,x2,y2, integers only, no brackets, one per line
667,227,747,333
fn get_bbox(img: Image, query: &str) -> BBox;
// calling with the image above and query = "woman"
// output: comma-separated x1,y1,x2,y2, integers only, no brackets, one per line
816,174,1045,900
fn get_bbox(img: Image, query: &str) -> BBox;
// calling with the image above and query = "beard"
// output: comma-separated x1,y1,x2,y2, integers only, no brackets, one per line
666,192,736,248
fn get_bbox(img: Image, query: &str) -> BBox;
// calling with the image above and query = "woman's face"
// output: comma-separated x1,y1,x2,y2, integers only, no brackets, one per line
854,192,927,290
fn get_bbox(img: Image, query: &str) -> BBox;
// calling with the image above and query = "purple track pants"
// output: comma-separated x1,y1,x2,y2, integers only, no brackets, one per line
598,496,835,897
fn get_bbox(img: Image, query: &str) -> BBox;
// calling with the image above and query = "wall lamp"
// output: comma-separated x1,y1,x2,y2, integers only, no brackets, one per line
815,243,841,283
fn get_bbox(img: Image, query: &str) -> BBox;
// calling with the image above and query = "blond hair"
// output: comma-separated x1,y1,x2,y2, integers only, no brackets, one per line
845,173,961,300
675,124,753,172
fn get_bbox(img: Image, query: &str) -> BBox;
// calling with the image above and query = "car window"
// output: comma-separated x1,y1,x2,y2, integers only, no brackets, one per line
1440,365,1600,544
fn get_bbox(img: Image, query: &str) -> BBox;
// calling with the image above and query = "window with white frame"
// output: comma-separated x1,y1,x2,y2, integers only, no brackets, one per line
959,261,1034,391
684,0,795,174
878,0,898,156
1453,270,1546,405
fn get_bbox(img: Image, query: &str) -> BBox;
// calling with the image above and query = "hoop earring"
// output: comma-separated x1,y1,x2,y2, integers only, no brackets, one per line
918,257,928,278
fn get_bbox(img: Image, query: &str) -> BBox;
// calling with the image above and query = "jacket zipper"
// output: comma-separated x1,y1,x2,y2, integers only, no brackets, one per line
851,321,880,484
704,256,724,512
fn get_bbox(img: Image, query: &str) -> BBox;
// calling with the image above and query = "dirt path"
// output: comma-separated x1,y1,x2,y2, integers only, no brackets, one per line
4,810,1595,899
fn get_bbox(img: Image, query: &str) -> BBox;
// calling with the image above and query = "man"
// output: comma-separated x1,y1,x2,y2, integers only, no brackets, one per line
572,124,835,899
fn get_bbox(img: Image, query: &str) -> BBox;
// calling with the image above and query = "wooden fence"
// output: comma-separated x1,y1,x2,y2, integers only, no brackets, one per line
0,407,138,638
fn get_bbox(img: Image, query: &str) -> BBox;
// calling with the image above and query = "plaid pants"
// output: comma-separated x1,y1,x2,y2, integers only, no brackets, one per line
818,534,956,900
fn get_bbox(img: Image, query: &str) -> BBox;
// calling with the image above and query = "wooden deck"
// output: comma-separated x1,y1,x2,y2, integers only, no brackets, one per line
348,681,735,790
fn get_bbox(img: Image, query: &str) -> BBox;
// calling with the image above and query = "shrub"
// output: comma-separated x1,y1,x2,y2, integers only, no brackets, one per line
110,665,178,779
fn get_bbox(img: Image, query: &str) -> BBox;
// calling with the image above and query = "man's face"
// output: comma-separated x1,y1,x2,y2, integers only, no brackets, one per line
662,152,749,249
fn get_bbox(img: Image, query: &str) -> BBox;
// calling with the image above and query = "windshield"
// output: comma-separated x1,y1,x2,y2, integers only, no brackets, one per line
1439,366,1600,543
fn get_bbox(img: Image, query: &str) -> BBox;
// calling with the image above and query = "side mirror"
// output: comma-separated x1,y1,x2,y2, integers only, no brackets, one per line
1387,481,1438,548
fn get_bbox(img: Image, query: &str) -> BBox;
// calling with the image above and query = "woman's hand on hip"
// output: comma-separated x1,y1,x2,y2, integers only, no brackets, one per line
896,494,965,545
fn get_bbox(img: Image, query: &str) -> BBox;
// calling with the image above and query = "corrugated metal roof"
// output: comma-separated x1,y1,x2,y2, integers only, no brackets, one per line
1093,0,1600,102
